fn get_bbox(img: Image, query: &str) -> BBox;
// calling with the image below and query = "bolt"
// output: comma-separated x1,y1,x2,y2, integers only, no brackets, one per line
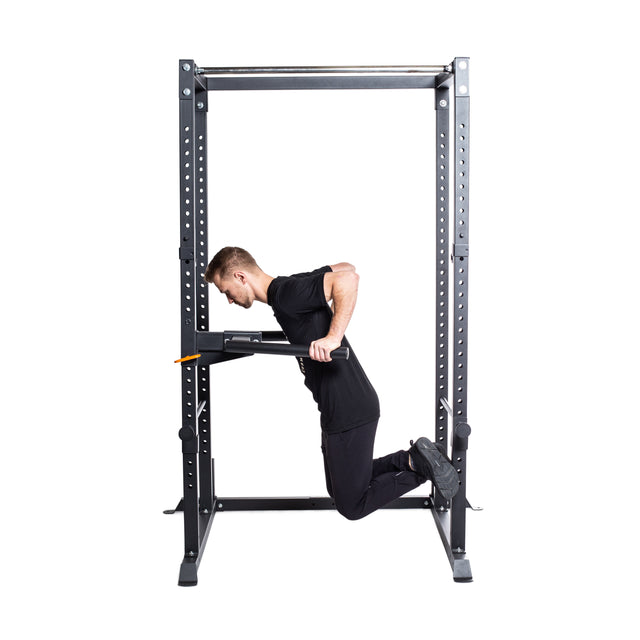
182,63,191,71
196,102,204,109
439,99,448,108
188,550,195,557
183,88,191,96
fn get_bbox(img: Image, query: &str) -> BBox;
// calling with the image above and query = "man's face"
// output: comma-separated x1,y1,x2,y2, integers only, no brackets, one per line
213,272,253,308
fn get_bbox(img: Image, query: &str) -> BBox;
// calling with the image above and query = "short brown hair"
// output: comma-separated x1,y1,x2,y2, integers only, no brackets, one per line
204,247,259,283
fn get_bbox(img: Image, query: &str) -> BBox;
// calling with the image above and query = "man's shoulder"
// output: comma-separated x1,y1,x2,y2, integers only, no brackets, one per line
288,265,332,279
268,267,330,313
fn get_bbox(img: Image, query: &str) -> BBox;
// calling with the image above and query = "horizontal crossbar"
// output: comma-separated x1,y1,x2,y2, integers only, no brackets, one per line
197,65,450,75
214,496,432,511
205,75,442,91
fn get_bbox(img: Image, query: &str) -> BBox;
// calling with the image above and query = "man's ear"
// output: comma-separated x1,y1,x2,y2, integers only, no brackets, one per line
234,270,248,285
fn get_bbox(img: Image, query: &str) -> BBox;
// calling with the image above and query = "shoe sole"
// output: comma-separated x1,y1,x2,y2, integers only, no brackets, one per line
414,437,460,500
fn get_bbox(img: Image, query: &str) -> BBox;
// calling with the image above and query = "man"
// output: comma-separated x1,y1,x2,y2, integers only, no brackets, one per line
204,246,459,520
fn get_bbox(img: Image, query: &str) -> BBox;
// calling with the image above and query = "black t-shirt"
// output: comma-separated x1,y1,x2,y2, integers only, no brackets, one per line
267,266,380,433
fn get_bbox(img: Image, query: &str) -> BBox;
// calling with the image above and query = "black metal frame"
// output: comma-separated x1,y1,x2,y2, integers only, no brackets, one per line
169,59,474,585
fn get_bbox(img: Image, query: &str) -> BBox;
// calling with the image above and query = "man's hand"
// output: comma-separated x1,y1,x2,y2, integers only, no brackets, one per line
309,336,342,362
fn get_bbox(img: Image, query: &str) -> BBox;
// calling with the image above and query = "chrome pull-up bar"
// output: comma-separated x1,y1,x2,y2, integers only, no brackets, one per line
196,65,451,76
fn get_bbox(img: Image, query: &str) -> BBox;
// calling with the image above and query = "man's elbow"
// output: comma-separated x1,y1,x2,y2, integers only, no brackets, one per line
341,270,359,290
331,262,357,273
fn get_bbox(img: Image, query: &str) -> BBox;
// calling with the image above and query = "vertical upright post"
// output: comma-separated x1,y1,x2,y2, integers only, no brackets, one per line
450,57,471,559
434,82,450,512
178,60,200,581
193,82,213,512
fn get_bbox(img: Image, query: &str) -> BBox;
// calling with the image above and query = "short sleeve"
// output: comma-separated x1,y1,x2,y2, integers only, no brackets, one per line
290,266,332,279
272,269,330,316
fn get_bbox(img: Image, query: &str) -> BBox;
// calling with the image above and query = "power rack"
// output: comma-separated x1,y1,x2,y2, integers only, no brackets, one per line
168,59,475,585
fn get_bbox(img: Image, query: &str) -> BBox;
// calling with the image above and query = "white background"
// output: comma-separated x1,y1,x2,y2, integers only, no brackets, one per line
2,1,638,638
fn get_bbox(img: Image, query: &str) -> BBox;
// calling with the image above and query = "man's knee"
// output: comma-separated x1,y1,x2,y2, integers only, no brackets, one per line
335,499,367,521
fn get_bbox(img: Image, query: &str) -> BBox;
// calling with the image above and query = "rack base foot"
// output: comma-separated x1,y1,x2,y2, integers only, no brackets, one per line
453,557,473,582
178,556,199,586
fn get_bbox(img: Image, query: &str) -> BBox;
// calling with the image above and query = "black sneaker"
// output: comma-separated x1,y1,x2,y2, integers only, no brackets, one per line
409,437,459,500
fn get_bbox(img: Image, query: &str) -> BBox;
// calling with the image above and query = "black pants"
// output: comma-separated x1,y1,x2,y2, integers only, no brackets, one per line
321,419,426,520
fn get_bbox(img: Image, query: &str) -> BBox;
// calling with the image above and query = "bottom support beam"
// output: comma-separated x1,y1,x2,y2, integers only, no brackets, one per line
215,495,431,511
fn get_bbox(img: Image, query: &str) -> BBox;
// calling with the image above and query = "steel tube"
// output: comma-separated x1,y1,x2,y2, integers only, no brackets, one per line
260,331,288,341
206,75,438,91
439,396,453,418
224,340,349,360
197,65,449,75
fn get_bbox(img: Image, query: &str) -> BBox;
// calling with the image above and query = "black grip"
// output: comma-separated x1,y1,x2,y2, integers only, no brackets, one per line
224,340,349,360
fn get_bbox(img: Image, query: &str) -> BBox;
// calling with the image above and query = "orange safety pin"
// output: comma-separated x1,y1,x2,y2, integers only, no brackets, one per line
174,354,202,363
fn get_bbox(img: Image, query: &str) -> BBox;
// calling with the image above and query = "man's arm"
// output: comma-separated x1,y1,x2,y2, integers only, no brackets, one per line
328,263,355,313
309,269,359,362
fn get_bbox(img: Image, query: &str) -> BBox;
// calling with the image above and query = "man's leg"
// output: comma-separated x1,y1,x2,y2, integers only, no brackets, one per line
323,420,425,520
371,449,412,477
320,430,334,498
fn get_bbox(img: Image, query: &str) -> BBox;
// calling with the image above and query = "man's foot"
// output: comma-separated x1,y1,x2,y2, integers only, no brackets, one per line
408,437,459,500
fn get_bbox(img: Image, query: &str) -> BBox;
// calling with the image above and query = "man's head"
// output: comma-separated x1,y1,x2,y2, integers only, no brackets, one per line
204,247,263,308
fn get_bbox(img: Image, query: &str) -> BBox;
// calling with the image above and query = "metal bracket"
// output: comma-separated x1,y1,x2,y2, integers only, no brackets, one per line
435,85,450,110
453,243,469,257
454,57,470,97
179,59,195,100
223,331,262,343
195,92,208,112
466,499,483,512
